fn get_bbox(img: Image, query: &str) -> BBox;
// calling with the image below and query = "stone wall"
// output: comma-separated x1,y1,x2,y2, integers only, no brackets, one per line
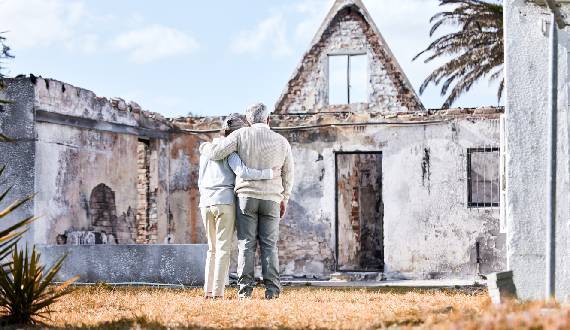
38,244,208,285
167,132,209,244
0,75,506,280
0,78,36,245
0,77,174,246
174,109,507,279
275,2,423,114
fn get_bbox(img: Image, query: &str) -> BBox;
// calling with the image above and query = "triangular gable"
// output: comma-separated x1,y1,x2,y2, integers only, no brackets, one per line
274,0,425,114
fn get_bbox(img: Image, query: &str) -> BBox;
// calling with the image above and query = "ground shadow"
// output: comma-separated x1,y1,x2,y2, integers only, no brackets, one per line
2,317,334,330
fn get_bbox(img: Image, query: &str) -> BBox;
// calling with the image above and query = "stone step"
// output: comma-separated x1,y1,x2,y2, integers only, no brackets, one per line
330,272,386,282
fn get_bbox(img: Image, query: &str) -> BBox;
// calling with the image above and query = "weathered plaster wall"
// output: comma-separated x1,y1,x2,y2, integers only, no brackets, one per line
504,0,570,300
0,78,36,244
168,132,209,244
276,113,505,279
179,110,506,279
29,77,172,245
34,122,138,244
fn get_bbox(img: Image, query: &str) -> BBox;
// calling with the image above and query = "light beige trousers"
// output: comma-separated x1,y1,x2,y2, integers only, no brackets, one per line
200,204,236,298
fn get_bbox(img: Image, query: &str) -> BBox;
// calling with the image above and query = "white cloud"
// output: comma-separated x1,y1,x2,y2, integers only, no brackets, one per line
0,0,199,63
230,14,292,57
0,0,87,49
111,24,199,64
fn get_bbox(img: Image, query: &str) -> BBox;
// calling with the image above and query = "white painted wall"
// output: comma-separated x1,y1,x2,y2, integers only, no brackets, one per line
504,0,570,301
281,116,506,279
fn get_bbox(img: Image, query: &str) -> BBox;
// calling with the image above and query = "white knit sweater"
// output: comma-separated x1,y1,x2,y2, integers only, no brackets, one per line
200,123,294,204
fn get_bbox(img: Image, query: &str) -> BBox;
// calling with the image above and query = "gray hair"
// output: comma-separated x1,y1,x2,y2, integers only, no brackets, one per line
245,102,269,124
221,113,246,136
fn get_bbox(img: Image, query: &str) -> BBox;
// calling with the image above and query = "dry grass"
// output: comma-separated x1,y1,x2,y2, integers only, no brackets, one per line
2,285,570,329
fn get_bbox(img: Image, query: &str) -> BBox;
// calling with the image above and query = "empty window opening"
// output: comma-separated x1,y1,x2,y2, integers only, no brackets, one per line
329,54,368,105
467,148,500,208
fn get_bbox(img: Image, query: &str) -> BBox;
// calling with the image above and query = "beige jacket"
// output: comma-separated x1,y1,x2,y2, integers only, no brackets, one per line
200,123,294,204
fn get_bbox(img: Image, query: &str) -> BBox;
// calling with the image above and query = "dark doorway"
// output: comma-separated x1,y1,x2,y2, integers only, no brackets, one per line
335,152,384,272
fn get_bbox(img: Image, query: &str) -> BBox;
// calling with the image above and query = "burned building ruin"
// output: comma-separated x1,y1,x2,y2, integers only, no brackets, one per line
0,0,506,281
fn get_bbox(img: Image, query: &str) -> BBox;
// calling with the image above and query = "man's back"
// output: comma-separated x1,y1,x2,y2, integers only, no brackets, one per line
234,123,293,204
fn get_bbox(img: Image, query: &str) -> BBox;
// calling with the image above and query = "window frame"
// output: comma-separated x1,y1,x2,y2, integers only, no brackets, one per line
467,147,500,208
327,52,368,105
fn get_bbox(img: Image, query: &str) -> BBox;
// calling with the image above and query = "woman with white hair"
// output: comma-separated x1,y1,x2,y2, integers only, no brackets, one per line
198,113,279,299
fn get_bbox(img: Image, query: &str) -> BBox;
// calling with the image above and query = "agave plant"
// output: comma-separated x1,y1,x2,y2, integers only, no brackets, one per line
0,246,78,324
0,165,36,264
0,164,78,324
414,0,504,108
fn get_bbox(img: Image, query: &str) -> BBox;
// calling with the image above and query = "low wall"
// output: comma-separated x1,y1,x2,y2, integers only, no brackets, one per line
37,244,207,286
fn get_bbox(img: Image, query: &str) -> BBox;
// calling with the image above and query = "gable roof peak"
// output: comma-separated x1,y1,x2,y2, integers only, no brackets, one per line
312,0,371,44
274,0,425,113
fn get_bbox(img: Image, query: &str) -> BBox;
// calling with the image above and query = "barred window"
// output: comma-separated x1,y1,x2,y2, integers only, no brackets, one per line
467,148,500,207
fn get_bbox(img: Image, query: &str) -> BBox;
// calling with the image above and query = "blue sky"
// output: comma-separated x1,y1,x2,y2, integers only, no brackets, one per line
0,0,501,117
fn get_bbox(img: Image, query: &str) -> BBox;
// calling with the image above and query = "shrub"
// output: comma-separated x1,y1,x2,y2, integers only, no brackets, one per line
0,165,78,324
0,165,36,264
0,246,78,325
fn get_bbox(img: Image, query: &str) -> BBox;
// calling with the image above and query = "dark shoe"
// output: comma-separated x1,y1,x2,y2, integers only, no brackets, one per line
238,285,253,300
265,291,280,300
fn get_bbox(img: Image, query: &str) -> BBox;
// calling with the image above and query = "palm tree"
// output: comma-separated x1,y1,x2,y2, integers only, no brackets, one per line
0,32,13,106
414,0,503,109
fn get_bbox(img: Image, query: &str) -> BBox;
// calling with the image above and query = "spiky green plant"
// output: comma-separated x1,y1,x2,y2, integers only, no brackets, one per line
414,0,503,108
0,165,36,264
0,246,78,324
0,165,77,324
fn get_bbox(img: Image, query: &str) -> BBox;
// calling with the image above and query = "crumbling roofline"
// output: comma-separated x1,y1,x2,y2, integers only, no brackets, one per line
174,119,451,134
35,109,169,139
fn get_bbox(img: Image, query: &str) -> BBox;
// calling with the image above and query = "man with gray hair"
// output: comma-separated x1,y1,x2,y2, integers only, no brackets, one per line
201,103,294,299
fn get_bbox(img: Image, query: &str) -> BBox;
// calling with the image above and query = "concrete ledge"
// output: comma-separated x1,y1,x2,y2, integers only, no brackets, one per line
37,244,207,286
284,279,482,289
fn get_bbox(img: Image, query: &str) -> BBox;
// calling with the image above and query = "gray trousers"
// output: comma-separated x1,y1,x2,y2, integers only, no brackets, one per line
236,197,281,297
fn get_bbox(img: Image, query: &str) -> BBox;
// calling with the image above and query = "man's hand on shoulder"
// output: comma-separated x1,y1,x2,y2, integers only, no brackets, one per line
199,141,214,155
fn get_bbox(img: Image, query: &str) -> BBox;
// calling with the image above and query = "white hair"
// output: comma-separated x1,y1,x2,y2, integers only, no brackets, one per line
245,102,269,124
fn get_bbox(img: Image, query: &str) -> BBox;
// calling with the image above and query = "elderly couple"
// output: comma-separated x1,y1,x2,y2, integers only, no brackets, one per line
198,103,294,300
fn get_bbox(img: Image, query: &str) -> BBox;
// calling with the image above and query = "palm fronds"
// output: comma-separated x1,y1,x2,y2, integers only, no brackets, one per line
0,32,13,80
0,246,78,324
0,32,13,105
414,0,503,108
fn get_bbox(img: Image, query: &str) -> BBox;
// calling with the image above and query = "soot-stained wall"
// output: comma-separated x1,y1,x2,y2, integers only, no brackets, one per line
0,76,506,279
176,109,507,279
0,0,507,280
275,113,505,279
